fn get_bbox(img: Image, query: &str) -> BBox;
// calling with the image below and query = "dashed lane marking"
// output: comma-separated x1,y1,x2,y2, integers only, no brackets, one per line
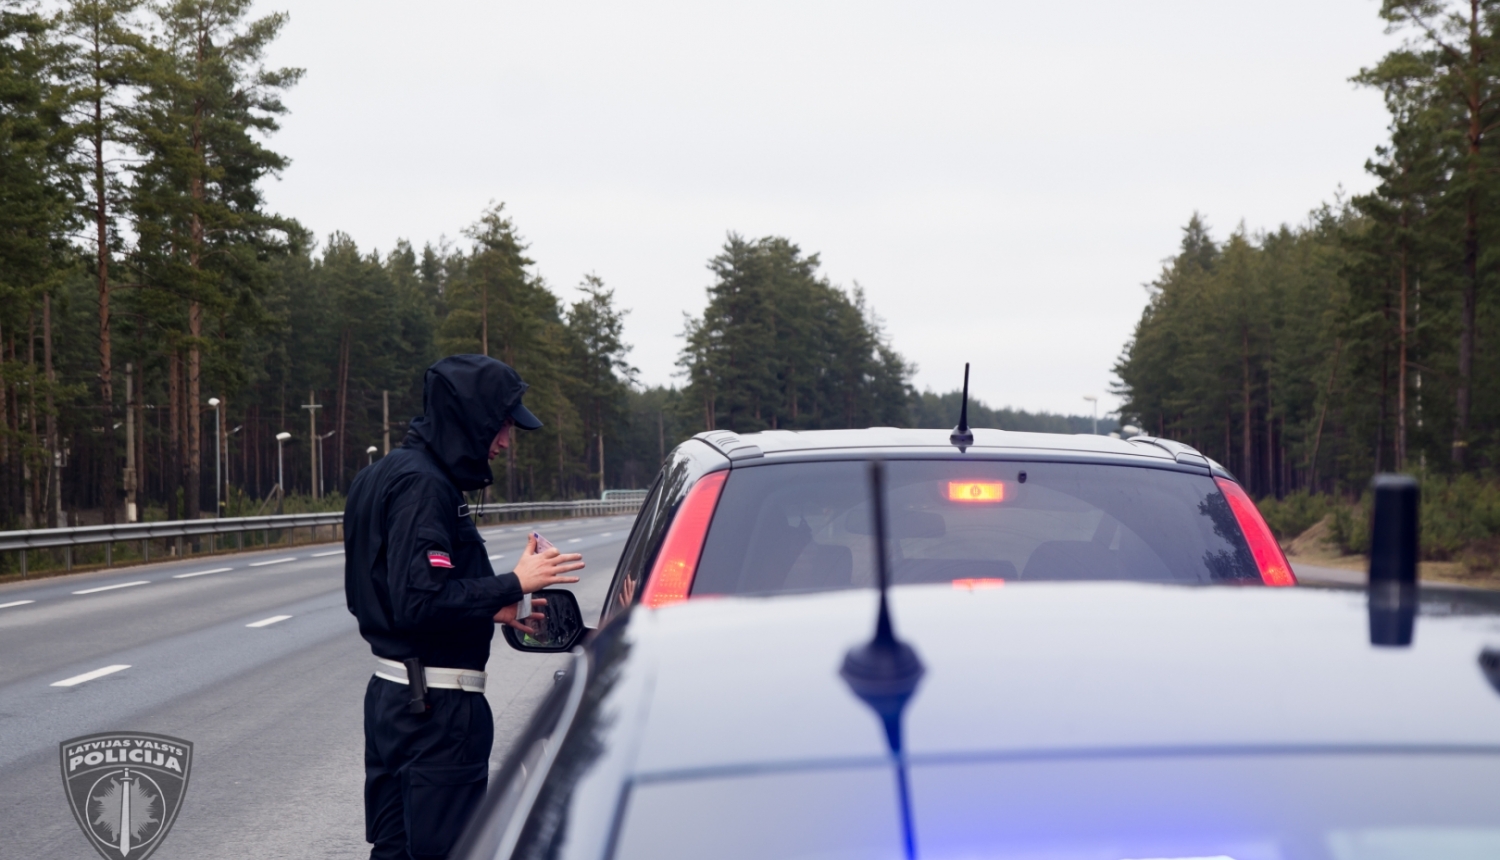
249,557,297,567
311,550,343,558
173,567,233,579
73,581,150,595
600,533,613,537
0,599,35,609
489,554,506,561
567,538,583,544
51,664,130,687
246,615,292,628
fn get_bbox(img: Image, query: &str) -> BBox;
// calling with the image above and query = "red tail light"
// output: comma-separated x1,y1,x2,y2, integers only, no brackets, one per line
640,470,729,608
1215,477,1297,587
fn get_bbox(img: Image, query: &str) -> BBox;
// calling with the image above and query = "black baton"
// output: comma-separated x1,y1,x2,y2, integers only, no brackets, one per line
403,658,430,714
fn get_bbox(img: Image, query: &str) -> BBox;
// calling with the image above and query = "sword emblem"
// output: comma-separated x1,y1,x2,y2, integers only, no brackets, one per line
119,770,133,856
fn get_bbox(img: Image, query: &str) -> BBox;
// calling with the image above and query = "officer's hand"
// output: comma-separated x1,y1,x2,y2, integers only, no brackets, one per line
514,534,583,593
495,598,548,634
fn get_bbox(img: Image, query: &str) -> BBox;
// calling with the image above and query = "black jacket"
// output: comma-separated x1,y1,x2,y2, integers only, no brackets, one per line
343,356,529,670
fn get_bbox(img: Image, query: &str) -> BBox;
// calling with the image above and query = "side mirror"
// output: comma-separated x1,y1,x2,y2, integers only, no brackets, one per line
502,588,589,653
1368,474,1419,647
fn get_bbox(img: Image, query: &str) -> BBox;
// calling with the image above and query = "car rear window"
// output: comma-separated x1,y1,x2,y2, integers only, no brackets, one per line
692,459,1260,595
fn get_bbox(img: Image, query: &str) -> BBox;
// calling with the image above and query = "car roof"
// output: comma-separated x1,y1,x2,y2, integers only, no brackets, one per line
691,427,1224,474
619,583,1500,783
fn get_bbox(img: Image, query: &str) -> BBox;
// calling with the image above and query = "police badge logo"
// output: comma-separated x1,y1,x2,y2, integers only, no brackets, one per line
60,732,193,860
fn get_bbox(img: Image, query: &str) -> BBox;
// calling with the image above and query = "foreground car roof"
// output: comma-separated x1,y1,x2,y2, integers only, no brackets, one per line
627,583,1500,780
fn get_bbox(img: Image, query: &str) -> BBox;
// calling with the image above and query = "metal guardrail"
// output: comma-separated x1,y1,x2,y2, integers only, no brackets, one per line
600,489,649,503
474,499,643,518
0,498,644,578
0,512,345,553
0,512,347,577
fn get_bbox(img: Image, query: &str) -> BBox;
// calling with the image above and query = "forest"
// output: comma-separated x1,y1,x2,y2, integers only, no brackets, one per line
1113,1,1500,567
0,0,1101,531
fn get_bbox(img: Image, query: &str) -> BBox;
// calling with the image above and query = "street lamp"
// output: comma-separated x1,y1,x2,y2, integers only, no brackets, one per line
1082,395,1098,435
318,430,337,497
275,432,291,495
366,445,378,467
208,397,222,517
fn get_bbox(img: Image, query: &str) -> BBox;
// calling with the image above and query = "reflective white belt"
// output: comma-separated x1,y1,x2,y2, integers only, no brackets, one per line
375,657,487,693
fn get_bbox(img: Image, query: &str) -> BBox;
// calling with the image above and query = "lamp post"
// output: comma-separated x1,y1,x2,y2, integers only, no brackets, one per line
366,445,378,467
1082,395,1098,435
124,362,137,523
208,397,222,517
275,432,291,497
300,393,322,499
318,430,337,497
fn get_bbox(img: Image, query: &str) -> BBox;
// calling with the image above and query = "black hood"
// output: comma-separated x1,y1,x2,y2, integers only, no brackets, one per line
406,355,534,491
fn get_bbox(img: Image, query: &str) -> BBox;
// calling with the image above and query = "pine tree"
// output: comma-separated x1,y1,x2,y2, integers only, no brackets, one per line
681,235,911,434
1362,0,1500,466
127,0,300,516
0,3,76,526
57,0,145,522
567,274,636,494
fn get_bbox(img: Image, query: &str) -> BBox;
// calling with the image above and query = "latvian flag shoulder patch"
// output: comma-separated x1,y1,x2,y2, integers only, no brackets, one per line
427,551,453,569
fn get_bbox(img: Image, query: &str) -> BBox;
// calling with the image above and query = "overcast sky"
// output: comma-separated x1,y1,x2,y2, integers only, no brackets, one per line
251,1,1398,418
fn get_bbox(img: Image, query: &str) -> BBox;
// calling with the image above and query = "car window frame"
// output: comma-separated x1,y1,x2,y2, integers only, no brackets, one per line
600,474,665,626
600,439,730,626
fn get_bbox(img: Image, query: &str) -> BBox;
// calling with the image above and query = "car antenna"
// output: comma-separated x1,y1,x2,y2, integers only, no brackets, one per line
950,363,974,450
1368,473,1419,647
841,460,924,859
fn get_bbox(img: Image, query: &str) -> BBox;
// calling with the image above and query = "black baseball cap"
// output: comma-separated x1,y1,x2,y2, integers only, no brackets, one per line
509,398,543,431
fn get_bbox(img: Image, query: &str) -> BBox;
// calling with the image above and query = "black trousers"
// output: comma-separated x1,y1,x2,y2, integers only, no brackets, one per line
365,676,494,860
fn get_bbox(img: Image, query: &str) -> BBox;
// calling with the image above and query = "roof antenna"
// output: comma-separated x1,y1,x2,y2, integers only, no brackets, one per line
841,460,924,859
950,363,973,450
1368,473,1418,647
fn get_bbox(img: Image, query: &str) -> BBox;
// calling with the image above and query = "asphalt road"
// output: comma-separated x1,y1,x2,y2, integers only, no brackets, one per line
0,515,634,859
1291,561,1364,588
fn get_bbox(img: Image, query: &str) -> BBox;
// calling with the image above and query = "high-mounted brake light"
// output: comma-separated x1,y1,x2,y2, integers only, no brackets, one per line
951,578,1005,590
640,470,729,608
947,481,1005,503
1215,477,1297,586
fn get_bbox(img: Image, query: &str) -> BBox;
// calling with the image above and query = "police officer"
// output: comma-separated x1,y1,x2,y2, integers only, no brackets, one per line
344,355,583,860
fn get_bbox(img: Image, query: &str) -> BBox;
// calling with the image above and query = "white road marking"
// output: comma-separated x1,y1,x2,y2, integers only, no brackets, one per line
246,615,292,628
600,532,613,538
173,567,232,579
311,549,343,557
249,557,296,567
0,599,35,609
488,554,506,561
568,538,583,543
73,581,150,595
52,664,130,687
